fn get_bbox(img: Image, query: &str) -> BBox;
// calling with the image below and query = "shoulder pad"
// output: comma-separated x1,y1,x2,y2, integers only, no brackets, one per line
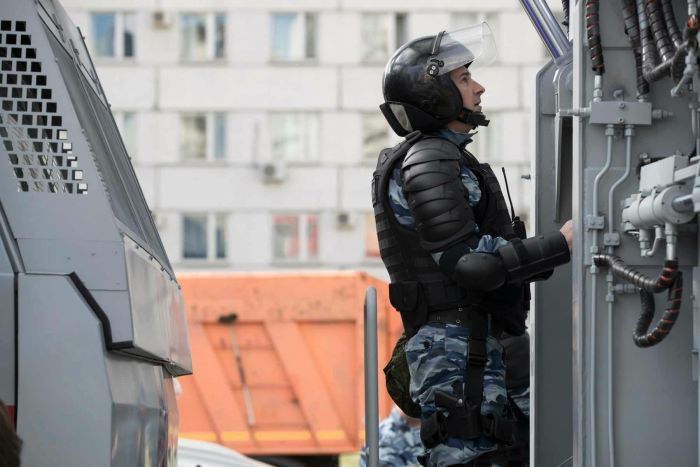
375,131,425,169
402,137,461,169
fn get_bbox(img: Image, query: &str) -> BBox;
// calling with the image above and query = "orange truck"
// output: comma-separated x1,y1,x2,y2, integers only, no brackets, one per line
176,271,402,465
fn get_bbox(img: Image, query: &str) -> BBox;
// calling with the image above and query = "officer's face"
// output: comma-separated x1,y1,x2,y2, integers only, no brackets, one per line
450,67,485,113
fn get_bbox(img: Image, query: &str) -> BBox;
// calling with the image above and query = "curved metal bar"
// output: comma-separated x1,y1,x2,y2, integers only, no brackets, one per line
518,0,572,65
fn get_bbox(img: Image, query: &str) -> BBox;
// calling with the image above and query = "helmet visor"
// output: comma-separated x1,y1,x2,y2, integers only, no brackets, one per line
432,22,497,76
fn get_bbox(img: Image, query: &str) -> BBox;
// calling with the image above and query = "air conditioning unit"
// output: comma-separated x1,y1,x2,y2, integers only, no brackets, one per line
152,10,174,29
336,211,355,230
259,160,287,184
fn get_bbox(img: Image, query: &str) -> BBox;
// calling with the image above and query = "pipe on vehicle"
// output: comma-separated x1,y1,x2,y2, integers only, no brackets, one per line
640,0,699,83
602,124,634,467
607,125,635,239
518,0,571,66
588,124,616,463
638,0,668,81
586,0,606,75
636,274,683,347
646,0,675,64
561,0,570,33
621,0,651,99
593,255,678,293
593,255,682,348
661,0,683,49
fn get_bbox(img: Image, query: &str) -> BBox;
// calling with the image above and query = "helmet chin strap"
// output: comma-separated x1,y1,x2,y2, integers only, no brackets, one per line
457,108,490,128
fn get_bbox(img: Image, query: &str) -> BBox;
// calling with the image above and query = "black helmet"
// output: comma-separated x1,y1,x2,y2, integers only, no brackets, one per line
380,23,496,136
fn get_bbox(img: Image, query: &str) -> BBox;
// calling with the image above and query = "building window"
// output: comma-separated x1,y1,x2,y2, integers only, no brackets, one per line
180,113,227,161
268,113,319,162
271,13,317,61
115,112,138,160
180,13,226,61
90,12,137,59
183,214,207,259
364,213,381,258
360,13,407,63
363,112,390,159
182,213,227,261
273,214,319,261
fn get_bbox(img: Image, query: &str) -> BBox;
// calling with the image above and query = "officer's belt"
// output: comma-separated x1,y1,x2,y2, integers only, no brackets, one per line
426,307,504,338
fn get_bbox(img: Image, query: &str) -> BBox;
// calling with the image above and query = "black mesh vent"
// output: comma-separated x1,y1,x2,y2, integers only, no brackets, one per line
0,20,86,194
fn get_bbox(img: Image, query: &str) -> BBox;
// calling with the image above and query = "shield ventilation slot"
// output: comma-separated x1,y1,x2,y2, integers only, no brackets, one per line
0,20,87,194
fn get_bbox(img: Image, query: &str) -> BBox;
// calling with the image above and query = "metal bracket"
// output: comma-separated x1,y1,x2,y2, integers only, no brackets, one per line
589,100,652,126
603,232,620,246
585,215,605,230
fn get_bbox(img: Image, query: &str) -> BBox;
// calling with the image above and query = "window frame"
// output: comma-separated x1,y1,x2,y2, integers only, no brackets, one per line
270,12,318,63
89,11,137,60
271,212,320,263
179,112,228,162
360,12,407,64
267,112,320,164
181,212,228,262
179,12,227,62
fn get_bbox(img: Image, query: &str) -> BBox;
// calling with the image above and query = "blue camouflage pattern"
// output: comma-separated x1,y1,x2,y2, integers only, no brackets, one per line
388,129,480,230
385,129,518,465
405,323,508,466
359,406,423,467
508,386,530,418
388,163,481,228
387,130,508,260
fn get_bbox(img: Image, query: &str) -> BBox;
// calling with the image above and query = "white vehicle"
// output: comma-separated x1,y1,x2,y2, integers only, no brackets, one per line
178,439,273,467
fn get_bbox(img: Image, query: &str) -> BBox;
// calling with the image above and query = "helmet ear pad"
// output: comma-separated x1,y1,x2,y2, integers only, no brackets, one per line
379,76,466,136
408,73,464,124
439,73,466,122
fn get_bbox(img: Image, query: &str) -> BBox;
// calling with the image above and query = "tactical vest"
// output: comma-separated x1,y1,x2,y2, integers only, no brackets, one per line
372,132,525,335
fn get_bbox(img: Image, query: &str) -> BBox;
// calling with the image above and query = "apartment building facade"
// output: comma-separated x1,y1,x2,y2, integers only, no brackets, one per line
62,0,556,279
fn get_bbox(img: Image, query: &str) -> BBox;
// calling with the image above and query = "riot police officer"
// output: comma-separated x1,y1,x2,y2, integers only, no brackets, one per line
372,23,573,466
359,405,422,467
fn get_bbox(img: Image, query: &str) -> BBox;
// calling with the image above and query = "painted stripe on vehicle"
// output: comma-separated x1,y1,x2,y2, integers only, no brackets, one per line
221,431,251,442
316,430,346,441
254,431,312,441
179,431,217,442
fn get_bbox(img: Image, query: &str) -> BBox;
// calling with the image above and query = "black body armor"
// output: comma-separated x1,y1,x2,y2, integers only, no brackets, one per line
372,132,527,336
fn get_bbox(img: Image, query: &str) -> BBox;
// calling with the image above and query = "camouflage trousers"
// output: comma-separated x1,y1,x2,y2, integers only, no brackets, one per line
508,386,529,419
405,323,508,467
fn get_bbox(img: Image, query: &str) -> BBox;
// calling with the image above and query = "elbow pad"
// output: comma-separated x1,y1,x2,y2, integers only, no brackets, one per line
449,230,570,291
497,230,571,284
452,252,507,292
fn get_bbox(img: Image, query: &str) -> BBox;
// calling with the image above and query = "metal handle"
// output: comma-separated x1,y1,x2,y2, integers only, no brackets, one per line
554,113,563,222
